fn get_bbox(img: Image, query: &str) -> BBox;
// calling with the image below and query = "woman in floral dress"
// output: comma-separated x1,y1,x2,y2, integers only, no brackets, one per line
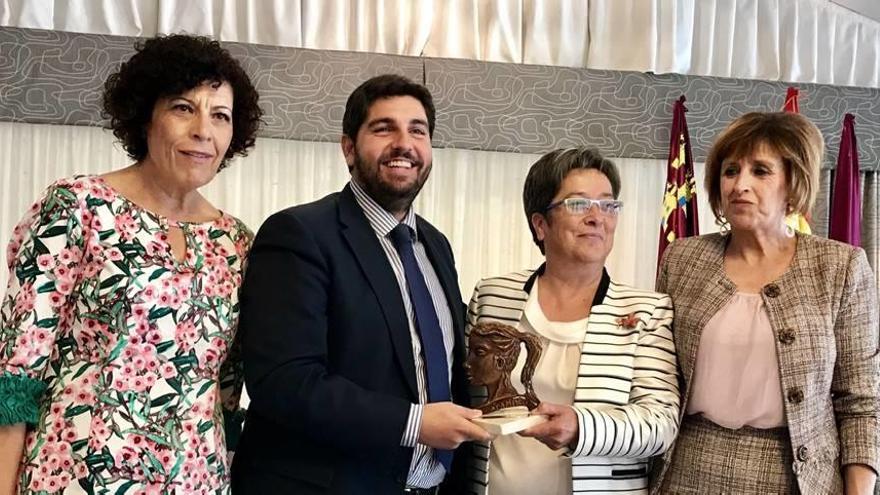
0,34,262,494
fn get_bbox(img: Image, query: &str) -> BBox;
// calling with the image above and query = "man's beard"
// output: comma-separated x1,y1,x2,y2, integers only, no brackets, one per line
352,150,431,214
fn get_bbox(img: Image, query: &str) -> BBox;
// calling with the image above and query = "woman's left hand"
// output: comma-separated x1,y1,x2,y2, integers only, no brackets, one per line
519,402,578,450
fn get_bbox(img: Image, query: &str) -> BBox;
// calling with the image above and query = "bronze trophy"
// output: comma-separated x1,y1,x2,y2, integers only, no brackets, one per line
466,322,548,436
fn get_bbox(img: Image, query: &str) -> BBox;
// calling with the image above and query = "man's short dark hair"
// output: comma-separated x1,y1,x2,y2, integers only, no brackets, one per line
342,74,435,141
523,147,621,254
102,34,262,170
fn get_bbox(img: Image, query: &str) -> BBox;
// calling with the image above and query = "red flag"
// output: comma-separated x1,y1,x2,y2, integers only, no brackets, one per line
783,87,799,113
829,113,861,246
658,95,699,269
781,86,813,233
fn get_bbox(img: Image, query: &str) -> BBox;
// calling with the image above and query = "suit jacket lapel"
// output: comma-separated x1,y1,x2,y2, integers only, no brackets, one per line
338,185,419,399
677,236,736,414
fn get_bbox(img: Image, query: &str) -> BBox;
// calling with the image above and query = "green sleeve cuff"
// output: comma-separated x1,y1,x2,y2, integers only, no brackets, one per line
0,372,47,426
223,408,246,451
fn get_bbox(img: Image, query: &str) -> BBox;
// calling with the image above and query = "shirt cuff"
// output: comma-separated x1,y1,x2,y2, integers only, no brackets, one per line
400,403,423,448
564,405,589,458
0,372,47,426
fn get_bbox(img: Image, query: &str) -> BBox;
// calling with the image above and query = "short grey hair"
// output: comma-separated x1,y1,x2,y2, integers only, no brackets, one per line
522,147,621,254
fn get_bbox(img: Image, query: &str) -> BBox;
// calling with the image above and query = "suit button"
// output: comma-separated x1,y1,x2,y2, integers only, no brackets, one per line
787,387,804,404
796,445,810,462
763,284,780,298
778,328,795,345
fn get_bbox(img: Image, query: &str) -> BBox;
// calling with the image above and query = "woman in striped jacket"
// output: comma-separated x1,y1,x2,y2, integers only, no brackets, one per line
464,147,680,495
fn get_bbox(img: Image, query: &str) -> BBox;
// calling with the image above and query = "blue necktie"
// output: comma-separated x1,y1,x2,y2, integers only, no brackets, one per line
389,224,453,470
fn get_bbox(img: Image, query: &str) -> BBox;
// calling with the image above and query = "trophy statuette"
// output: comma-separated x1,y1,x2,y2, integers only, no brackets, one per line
466,322,548,436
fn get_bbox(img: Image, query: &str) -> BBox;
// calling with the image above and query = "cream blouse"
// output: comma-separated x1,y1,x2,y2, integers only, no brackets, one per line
686,292,786,429
488,280,588,495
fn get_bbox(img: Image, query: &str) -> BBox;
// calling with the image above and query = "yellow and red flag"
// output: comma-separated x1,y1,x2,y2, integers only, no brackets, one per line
658,95,699,270
781,87,812,233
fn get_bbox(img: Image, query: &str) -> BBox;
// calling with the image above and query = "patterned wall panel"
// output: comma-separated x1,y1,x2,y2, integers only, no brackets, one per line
2,26,880,170
0,27,423,141
426,58,880,170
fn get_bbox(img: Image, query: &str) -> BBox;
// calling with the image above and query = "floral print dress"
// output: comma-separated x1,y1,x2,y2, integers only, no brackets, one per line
0,176,252,494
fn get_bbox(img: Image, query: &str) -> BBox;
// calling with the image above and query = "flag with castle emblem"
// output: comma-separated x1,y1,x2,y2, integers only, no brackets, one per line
658,95,699,271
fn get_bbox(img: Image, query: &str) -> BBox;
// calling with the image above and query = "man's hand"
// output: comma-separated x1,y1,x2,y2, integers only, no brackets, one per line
418,402,492,449
519,402,578,450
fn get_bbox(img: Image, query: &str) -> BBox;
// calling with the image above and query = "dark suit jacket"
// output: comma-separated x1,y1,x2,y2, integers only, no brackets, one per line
230,185,470,494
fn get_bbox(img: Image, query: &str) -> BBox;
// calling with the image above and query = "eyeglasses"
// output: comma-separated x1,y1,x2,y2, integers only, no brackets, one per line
545,197,623,216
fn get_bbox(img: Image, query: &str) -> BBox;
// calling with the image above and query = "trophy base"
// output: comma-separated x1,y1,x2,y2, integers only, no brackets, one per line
472,407,548,436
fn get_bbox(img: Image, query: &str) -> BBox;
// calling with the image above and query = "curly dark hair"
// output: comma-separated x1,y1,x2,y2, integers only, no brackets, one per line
102,34,262,170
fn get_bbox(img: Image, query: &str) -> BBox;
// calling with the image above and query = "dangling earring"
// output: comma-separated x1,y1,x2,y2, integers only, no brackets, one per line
716,217,730,235
783,203,795,238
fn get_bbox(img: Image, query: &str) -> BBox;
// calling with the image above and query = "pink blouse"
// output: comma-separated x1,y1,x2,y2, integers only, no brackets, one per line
686,292,786,429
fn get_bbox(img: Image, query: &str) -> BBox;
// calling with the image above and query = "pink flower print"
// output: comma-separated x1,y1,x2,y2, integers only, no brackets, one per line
55,275,76,296
145,356,159,371
106,247,124,261
88,184,103,198
73,387,94,405
80,205,93,225
157,291,173,307
99,185,117,203
114,445,139,467
130,375,149,392
54,264,71,280
28,477,44,492
90,215,104,231
82,261,102,278
160,362,177,379
69,180,85,194
49,291,67,308
36,253,56,271
115,213,137,241
141,285,158,301
146,330,162,345
132,305,148,320
211,337,228,355
175,322,197,352
6,238,22,265
200,348,221,371
13,282,36,314
73,462,89,479
88,241,103,258
146,240,166,257
57,246,82,265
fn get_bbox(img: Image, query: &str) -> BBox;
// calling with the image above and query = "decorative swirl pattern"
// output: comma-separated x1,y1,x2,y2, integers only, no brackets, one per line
1,27,879,170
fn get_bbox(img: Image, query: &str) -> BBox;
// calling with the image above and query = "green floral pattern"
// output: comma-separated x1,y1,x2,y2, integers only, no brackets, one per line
0,176,252,494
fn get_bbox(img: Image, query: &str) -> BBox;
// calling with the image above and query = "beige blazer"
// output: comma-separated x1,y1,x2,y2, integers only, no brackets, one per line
651,232,880,495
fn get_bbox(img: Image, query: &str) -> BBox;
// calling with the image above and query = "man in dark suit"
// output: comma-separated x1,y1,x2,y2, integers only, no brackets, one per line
231,74,490,494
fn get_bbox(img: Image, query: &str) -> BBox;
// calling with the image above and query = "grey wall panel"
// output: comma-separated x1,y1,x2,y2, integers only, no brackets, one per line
2,26,880,170
426,57,880,170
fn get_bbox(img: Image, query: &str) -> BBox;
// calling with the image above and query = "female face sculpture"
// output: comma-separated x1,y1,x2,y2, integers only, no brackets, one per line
466,322,542,414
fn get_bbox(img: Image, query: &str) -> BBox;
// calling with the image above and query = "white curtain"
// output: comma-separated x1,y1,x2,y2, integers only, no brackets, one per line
0,121,719,297
2,0,878,88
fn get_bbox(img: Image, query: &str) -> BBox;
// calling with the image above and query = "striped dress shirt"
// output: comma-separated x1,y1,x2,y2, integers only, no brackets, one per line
349,179,454,489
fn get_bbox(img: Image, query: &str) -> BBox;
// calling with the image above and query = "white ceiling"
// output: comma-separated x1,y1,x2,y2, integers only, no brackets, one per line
831,0,880,23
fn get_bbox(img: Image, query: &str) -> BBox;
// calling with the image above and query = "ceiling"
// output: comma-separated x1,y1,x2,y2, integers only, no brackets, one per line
831,0,880,23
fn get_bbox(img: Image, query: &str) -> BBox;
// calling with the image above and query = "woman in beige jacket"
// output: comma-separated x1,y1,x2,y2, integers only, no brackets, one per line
653,112,879,494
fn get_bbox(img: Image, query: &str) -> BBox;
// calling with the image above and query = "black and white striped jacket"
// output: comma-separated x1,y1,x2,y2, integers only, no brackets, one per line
464,266,679,495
